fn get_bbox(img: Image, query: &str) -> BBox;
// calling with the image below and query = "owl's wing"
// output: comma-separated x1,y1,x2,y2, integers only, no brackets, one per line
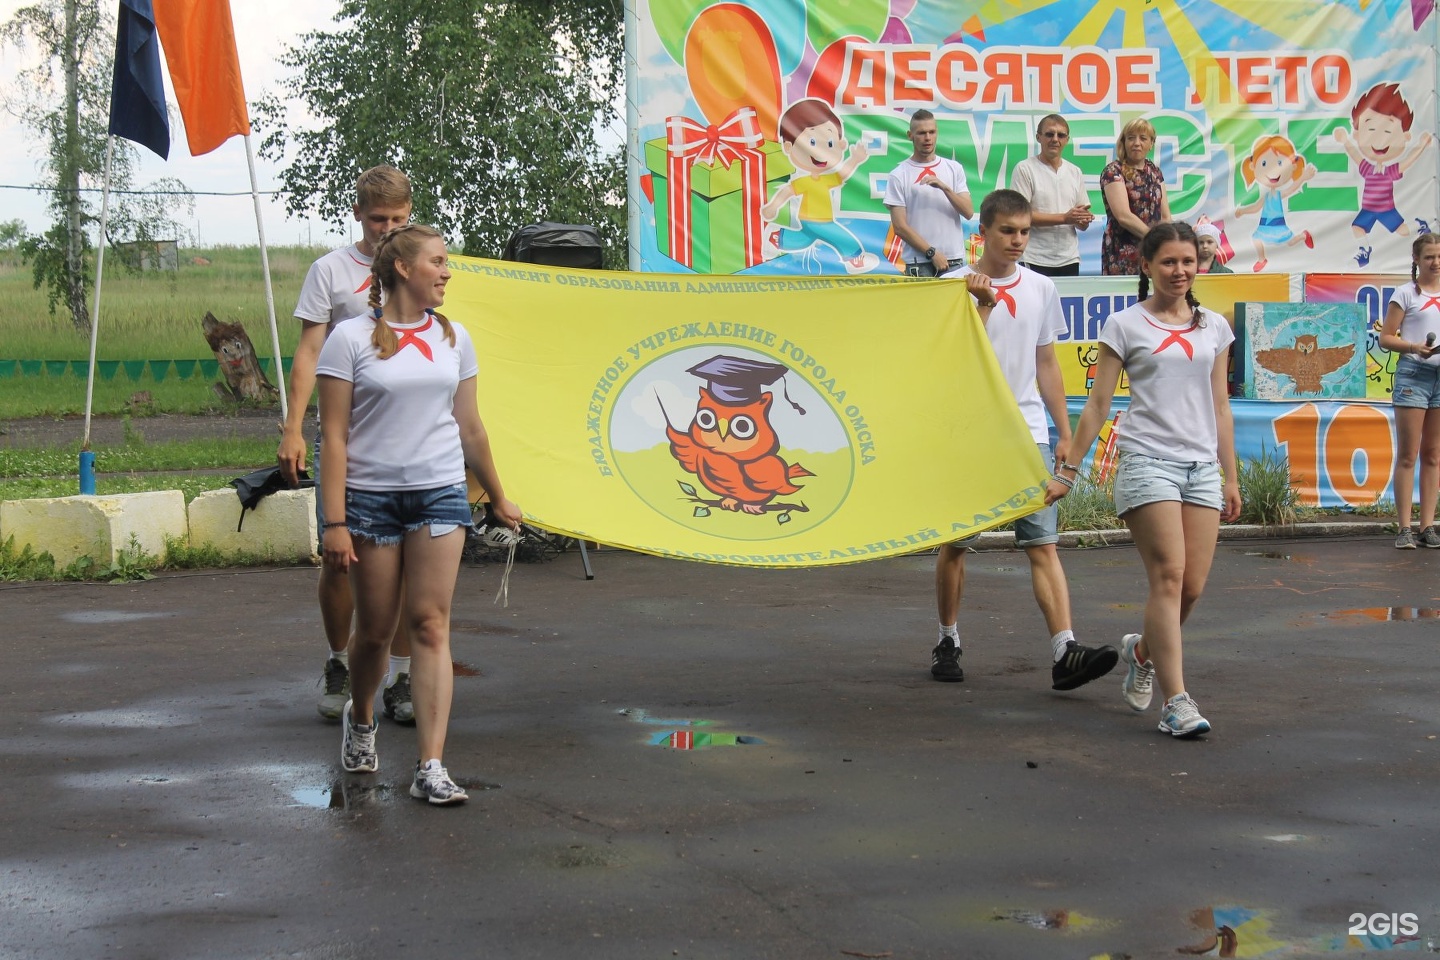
666,424,702,473
1313,346,1356,376
1254,348,1300,376
741,455,803,497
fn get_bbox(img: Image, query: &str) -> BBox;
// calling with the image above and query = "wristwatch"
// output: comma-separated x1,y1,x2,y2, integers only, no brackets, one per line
924,246,937,260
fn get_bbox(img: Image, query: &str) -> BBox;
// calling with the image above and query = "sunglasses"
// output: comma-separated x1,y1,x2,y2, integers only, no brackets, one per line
1040,131,1069,139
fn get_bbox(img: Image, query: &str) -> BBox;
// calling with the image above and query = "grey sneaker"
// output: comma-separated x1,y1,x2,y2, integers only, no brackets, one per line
1420,527,1440,549
382,673,415,725
317,657,350,720
930,638,964,682
1158,692,1211,738
1120,633,1155,712
1396,528,1417,549
341,700,378,773
411,760,468,805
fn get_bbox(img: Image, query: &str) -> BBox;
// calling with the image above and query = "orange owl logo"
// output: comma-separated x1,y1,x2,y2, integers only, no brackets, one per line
1255,334,1355,394
660,355,814,518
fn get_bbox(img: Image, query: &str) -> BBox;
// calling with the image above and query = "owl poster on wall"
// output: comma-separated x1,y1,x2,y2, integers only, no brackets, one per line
1236,302,1368,400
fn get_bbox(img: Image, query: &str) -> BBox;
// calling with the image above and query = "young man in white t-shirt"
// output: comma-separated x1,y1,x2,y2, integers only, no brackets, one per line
885,109,973,277
277,164,414,722
1010,114,1093,276
929,189,1119,692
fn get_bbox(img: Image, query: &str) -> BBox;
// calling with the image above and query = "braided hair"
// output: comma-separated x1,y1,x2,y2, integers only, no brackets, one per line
1136,221,1205,328
367,224,456,359
1410,233,1440,294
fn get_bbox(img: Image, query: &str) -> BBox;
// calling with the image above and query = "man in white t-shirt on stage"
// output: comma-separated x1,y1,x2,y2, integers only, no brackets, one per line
277,164,415,723
1010,114,1093,277
885,109,973,277
927,188,1119,693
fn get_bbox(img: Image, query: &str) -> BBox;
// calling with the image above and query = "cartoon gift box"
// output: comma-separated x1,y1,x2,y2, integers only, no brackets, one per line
643,107,793,274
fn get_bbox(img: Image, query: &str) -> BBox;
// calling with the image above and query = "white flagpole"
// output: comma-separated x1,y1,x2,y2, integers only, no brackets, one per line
243,131,287,420
80,134,117,493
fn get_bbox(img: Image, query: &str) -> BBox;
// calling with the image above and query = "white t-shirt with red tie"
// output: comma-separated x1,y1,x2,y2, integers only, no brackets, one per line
955,264,1066,445
1099,303,1234,463
883,156,969,262
1390,284,1440,367
315,312,479,491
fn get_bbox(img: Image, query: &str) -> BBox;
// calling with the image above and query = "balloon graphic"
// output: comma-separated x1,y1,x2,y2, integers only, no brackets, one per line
738,0,807,77
806,0,890,52
879,15,911,43
685,4,783,139
651,0,716,65
891,0,918,17
806,35,866,105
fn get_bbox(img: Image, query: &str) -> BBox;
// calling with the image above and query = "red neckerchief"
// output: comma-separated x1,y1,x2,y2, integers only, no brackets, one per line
1141,310,1199,359
990,274,1021,314
1421,296,1440,312
914,162,941,182
394,315,434,362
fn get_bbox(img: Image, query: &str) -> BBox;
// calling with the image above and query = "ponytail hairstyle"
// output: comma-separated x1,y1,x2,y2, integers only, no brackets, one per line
367,224,455,359
1136,221,1206,328
1410,233,1440,293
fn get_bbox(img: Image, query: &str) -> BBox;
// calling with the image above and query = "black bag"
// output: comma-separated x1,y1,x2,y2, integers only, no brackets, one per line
230,465,312,531
501,222,604,268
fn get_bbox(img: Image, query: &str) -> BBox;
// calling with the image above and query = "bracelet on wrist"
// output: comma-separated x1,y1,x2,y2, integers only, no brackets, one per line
322,521,348,529
1051,474,1075,489
1058,461,1081,473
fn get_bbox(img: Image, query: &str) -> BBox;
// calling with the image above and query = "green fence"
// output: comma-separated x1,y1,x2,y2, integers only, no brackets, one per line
0,358,295,381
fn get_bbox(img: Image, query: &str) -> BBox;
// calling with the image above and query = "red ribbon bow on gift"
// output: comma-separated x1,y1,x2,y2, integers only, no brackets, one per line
665,107,767,270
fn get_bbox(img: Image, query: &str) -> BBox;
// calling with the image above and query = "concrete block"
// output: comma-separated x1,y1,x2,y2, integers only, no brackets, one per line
187,487,317,561
0,491,188,567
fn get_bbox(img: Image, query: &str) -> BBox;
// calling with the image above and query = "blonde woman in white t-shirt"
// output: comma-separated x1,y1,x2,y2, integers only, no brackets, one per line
1378,233,1440,549
1045,222,1241,738
316,224,521,804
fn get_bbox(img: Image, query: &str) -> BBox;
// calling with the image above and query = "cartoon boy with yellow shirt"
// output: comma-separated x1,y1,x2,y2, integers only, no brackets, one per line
760,98,879,274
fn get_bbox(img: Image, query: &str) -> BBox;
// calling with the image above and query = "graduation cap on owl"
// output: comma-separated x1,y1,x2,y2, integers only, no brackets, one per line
687,355,806,414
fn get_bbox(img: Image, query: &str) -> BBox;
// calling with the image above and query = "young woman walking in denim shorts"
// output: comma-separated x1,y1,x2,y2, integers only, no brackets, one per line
1045,222,1241,738
1378,234,1440,549
316,224,522,803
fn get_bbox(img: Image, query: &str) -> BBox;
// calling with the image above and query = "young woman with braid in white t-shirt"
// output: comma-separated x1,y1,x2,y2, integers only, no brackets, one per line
1378,233,1440,549
316,224,521,803
1045,222,1241,738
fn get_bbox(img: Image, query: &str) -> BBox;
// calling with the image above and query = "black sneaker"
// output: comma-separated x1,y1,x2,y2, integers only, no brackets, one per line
1051,640,1120,691
930,638,964,682
382,673,415,725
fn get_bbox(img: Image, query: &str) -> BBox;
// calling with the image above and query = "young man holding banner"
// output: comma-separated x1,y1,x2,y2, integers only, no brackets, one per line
277,165,416,723
929,190,1119,692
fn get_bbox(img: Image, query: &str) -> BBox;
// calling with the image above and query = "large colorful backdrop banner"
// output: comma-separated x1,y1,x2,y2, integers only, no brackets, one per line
443,259,1049,567
627,0,1439,277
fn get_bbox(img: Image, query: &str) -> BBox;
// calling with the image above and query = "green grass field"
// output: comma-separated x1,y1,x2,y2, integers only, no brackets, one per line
0,245,321,418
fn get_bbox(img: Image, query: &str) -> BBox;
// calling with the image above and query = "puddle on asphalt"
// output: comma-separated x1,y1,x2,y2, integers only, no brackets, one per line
1325,607,1440,622
991,908,1109,932
289,777,499,810
620,708,764,749
452,661,483,676
61,610,171,623
1180,906,1435,955
1243,550,1295,560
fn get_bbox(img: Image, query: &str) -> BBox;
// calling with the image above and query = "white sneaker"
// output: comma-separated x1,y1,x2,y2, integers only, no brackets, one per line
1158,692,1211,738
341,700,378,773
410,760,469,805
1120,633,1155,712
842,251,879,275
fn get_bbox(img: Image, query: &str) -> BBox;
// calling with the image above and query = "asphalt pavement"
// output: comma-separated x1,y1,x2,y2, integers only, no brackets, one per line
2,533,1437,959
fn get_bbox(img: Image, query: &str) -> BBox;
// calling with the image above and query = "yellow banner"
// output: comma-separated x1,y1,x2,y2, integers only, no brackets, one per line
444,258,1050,567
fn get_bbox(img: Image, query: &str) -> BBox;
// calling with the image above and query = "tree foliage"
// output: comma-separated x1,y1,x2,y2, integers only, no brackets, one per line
2,0,190,332
256,0,626,266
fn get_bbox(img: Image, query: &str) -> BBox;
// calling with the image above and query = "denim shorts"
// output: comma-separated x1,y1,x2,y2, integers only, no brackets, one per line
1392,356,1440,409
1113,451,1223,516
953,443,1060,548
344,483,473,546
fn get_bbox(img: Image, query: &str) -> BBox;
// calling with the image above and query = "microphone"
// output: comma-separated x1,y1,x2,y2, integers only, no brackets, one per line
1428,333,1436,347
